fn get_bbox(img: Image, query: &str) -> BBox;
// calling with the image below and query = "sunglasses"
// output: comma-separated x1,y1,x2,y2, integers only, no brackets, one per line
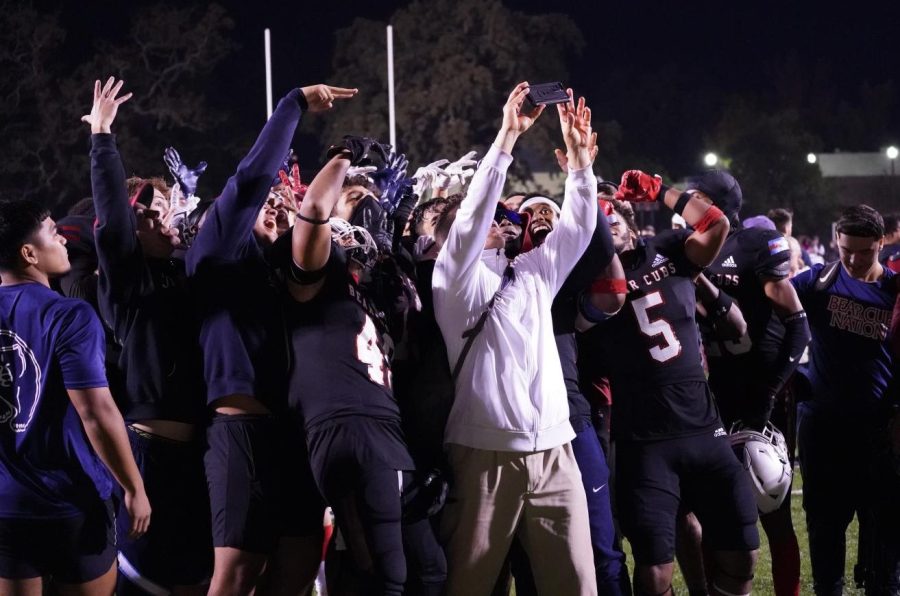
494,205,523,226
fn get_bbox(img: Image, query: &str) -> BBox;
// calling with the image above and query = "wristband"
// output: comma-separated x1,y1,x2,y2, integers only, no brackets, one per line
590,278,628,294
784,310,807,324
297,212,330,226
288,258,327,285
296,88,309,112
656,184,670,202
693,205,724,233
579,292,615,324
673,191,692,216
707,289,733,319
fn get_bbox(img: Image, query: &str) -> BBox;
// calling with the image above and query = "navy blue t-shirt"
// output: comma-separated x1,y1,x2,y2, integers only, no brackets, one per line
792,263,897,412
0,283,113,518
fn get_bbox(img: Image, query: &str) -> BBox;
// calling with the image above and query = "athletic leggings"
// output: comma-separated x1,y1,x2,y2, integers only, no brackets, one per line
325,467,446,596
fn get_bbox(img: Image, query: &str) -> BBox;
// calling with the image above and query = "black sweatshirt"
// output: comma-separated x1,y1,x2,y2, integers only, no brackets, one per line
90,133,206,424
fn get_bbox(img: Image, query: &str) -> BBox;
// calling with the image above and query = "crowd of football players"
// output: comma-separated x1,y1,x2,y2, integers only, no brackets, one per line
1,77,900,596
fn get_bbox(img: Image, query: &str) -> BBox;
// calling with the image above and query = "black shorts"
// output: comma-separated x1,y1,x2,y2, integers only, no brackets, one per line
117,427,212,588
205,414,324,553
0,500,115,582
306,415,415,498
616,431,759,565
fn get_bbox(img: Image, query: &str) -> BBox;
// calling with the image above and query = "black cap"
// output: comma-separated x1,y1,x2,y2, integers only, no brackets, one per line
684,170,742,222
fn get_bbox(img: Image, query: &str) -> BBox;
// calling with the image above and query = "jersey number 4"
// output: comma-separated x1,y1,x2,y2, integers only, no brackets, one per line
632,291,682,363
356,315,392,388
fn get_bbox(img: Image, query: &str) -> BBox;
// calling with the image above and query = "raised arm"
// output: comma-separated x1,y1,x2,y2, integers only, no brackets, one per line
82,78,140,285
615,172,730,268
531,92,598,294
435,82,543,289
188,84,357,269
286,137,385,301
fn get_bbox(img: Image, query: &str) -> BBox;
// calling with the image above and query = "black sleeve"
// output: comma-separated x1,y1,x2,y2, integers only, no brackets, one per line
752,229,791,281
557,209,615,302
656,229,702,276
90,133,151,303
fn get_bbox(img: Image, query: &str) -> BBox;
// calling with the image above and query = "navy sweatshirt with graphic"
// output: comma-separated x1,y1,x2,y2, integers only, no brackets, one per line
91,133,206,424
186,89,305,410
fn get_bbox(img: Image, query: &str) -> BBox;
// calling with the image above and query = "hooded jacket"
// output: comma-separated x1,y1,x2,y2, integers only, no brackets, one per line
432,145,597,452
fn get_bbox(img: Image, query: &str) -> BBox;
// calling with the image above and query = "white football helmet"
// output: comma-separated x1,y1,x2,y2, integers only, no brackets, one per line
329,217,378,269
729,422,793,514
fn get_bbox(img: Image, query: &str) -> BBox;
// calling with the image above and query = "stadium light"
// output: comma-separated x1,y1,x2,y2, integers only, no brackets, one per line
703,152,718,167
807,153,817,164
887,146,899,160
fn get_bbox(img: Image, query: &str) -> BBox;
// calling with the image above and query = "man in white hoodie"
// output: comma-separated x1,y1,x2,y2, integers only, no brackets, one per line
432,82,599,596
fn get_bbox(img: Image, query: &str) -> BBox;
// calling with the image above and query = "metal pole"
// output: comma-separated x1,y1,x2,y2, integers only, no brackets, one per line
264,28,273,119
387,25,396,149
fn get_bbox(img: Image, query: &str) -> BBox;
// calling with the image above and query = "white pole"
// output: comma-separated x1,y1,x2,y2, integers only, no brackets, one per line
386,25,396,149
264,28,273,119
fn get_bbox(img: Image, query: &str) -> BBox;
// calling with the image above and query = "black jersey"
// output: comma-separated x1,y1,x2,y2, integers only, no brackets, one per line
581,230,720,440
283,244,400,432
703,228,791,370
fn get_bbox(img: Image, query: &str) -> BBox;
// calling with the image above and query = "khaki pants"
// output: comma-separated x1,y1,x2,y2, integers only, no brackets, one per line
441,442,597,596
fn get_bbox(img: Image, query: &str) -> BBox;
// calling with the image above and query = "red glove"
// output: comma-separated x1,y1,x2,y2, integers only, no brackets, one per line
278,163,308,206
614,170,663,202
598,198,614,216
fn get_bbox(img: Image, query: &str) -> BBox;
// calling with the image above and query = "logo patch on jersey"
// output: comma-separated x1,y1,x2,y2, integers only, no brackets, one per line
651,253,669,268
0,329,42,433
767,237,790,256
721,255,738,268
714,427,726,438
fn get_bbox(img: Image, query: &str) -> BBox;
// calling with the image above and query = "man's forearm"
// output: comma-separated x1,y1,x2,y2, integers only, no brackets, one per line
91,134,138,261
74,390,144,494
493,127,520,155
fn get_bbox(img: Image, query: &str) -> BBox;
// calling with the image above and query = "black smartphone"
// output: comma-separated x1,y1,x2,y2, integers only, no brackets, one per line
524,82,568,109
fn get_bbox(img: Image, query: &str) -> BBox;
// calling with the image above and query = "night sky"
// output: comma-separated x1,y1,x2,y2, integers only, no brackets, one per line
46,0,900,176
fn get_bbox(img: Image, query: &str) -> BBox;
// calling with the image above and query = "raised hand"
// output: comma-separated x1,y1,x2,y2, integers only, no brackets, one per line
614,170,664,203
412,159,450,196
299,84,358,112
557,90,597,170
371,150,410,195
500,82,545,137
278,163,306,206
326,135,388,166
347,165,378,178
81,76,133,134
442,150,479,189
163,147,208,198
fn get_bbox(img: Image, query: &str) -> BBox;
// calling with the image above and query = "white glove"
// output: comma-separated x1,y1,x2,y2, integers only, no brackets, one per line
441,150,478,189
346,165,378,178
412,159,450,196
166,182,201,229
413,234,439,262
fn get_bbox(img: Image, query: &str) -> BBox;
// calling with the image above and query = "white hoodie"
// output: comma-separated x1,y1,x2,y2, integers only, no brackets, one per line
432,145,597,452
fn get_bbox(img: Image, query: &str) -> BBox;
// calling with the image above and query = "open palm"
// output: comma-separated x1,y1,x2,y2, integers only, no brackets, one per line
81,76,132,134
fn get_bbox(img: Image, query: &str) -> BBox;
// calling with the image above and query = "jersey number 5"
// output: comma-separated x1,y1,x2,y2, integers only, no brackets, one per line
356,315,392,388
632,291,682,363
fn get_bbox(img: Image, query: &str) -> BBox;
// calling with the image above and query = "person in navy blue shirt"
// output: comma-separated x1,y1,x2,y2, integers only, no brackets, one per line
186,82,357,595
0,199,150,595
792,205,900,596
81,76,212,594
